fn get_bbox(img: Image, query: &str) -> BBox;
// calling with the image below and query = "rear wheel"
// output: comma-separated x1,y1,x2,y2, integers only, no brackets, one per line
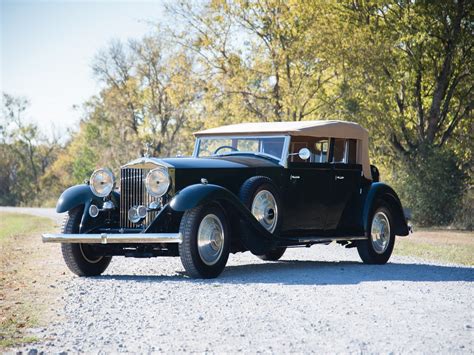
239,176,286,261
179,204,230,278
61,206,112,276
357,202,395,264
257,247,286,261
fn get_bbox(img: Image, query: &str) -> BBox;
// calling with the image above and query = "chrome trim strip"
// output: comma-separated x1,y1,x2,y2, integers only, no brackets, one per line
42,233,183,244
281,135,291,168
192,138,200,158
296,236,368,243
121,157,173,169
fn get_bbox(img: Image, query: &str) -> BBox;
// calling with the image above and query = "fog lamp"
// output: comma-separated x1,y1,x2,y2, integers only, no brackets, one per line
128,205,147,223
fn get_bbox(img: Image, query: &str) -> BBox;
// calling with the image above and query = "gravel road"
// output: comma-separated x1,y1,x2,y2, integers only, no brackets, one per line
4,208,473,353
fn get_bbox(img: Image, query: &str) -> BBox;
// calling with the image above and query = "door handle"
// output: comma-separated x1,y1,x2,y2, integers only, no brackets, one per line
335,175,345,180
290,175,301,180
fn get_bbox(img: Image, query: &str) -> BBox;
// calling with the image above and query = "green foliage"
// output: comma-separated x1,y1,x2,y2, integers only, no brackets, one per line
168,0,342,128
453,188,473,230
2,1,472,228
392,147,467,226
0,93,62,206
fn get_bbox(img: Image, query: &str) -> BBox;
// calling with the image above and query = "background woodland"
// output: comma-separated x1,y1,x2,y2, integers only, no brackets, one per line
1,0,472,228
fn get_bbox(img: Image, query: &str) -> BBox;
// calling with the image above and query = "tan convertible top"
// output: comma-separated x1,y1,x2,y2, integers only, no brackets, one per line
195,120,371,179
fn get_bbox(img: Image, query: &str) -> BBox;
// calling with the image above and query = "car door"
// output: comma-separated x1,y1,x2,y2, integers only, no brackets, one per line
282,162,333,232
281,137,332,233
325,138,362,230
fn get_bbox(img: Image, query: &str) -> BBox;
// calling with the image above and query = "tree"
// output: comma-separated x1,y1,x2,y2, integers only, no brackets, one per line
335,0,473,225
91,36,200,160
168,0,342,127
336,0,472,156
1,93,61,206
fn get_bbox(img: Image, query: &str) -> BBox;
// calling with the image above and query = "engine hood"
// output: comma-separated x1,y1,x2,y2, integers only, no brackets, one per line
122,155,281,170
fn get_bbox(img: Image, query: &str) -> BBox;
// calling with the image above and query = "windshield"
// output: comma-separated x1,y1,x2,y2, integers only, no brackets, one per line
196,136,286,161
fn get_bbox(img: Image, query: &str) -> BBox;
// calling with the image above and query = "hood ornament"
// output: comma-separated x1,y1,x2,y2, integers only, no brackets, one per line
143,142,151,158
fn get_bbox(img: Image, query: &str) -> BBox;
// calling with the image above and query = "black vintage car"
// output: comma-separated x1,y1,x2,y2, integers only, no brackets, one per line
43,120,410,278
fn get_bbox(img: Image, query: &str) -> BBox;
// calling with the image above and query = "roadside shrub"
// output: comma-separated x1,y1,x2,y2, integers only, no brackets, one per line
453,187,473,230
393,147,467,227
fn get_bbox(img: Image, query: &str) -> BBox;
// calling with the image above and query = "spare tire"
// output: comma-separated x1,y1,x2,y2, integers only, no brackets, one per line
239,176,286,261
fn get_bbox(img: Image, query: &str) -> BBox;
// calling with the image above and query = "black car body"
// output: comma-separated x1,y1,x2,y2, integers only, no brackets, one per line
44,120,410,278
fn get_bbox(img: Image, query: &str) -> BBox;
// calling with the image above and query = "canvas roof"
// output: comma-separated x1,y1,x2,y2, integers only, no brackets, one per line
194,120,372,179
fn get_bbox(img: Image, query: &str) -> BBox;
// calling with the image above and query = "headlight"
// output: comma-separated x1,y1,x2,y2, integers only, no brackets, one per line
145,167,170,197
90,168,115,197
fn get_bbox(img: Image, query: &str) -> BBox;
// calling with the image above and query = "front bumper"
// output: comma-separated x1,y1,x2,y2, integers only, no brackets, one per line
42,233,182,244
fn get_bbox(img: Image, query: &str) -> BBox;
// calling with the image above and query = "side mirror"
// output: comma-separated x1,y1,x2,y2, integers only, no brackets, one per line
298,148,311,160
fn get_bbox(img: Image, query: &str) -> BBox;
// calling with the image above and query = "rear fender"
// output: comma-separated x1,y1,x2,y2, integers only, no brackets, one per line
363,182,409,236
170,184,275,254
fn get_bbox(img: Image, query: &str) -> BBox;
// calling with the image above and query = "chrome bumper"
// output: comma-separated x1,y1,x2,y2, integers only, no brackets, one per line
42,233,182,244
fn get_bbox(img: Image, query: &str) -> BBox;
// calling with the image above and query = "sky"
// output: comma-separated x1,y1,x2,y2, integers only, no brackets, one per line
1,0,166,137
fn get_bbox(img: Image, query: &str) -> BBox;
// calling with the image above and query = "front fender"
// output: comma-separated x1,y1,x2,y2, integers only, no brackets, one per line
56,184,96,213
170,184,276,254
56,184,107,233
362,182,409,236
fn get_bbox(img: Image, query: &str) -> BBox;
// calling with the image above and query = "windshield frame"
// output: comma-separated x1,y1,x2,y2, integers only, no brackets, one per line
193,135,291,167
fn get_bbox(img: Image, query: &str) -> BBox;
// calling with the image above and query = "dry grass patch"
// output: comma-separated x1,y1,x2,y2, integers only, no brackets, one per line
0,212,69,350
394,229,474,266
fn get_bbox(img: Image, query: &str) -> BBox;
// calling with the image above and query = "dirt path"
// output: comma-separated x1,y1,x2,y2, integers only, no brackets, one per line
3,208,473,353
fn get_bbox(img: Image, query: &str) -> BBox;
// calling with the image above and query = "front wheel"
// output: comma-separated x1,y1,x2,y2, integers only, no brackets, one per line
61,206,112,276
179,204,230,278
357,203,395,264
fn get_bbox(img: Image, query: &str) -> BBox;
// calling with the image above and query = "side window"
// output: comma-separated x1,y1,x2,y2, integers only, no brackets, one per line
290,142,309,163
347,139,357,164
332,139,346,163
313,139,329,163
331,138,358,164
289,137,329,163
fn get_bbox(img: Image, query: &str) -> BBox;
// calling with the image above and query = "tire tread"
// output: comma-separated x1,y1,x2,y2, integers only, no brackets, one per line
60,207,111,276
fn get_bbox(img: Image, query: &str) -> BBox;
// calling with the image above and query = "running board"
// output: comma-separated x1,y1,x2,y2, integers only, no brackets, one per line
287,236,368,244
297,236,367,243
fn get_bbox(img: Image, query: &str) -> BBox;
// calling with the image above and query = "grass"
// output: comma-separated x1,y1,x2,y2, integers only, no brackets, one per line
394,229,474,266
0,212,57,350
0,213,55,242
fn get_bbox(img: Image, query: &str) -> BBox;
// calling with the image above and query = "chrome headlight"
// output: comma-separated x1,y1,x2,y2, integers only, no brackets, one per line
89,168,115,197
145,167,170,197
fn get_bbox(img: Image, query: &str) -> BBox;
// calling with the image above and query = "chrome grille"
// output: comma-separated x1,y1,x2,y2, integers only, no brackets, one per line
120,168,157,228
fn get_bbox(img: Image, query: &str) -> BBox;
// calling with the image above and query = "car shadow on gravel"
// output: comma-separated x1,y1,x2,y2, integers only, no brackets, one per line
96,260,473,285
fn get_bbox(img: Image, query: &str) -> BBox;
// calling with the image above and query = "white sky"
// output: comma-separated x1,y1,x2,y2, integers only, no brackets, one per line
1,0,166,137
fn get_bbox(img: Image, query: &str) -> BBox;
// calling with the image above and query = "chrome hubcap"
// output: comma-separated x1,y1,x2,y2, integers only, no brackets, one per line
251,190,278,233
371,211,391,254
197,214,224,265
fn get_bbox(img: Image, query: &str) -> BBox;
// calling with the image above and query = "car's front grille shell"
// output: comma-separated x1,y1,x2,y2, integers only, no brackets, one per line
120,168,158,229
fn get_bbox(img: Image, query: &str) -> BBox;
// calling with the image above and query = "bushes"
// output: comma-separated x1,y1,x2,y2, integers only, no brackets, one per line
392,147,468,227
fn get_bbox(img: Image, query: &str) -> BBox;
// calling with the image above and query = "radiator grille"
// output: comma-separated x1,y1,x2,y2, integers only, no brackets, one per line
120,168,157,229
